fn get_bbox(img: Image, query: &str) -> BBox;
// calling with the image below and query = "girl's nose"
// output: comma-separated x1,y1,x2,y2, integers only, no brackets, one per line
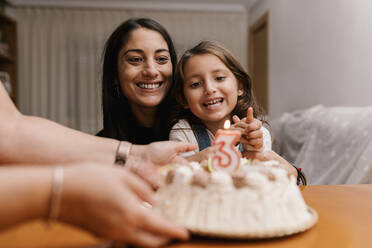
142,61,159,78
204,80,217,95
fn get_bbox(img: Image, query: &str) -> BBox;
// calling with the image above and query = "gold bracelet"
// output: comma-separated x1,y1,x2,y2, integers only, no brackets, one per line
115,141,132,165
47,166,64,225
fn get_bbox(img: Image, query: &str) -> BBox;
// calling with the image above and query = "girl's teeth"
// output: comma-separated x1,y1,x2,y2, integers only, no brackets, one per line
137,83,161,89
205,99,223,105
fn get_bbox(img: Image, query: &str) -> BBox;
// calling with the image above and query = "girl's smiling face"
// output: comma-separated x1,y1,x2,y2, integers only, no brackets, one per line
117,28,172,111
183,53,242,132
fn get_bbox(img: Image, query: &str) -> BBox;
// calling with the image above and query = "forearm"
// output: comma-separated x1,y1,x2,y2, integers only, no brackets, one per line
0,114,118,165
0,166,52,230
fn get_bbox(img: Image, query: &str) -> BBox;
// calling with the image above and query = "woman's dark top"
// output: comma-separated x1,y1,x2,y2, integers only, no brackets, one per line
98,97,176,144
97,125,161,145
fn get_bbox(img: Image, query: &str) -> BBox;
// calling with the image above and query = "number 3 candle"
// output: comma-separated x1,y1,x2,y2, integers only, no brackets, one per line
211,120,242,172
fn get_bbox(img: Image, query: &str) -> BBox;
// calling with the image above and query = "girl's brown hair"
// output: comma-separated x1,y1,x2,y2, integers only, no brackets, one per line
171,40,265,124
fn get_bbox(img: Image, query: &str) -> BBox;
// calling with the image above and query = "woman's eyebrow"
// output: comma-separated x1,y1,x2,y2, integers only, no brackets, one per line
122,48,169,57
155,48,170,54
123,49,143,55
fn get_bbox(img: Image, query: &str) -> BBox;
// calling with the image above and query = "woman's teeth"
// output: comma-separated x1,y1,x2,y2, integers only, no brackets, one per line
137,82,162,89
204,98,223,106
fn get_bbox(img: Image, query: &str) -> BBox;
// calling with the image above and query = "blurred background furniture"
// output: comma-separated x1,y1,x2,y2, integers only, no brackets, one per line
272,105,372,185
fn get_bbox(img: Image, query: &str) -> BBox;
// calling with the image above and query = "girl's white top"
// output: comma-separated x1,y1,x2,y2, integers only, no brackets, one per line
169,119,272,156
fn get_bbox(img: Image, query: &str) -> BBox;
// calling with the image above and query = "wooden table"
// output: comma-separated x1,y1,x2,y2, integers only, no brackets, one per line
1,184,372,248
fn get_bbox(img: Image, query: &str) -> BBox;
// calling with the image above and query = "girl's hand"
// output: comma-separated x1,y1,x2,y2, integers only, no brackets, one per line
60,164,189,247
232,107,263,150
242,150,298,178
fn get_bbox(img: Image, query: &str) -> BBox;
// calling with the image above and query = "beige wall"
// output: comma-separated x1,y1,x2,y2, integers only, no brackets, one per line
250,0,372,118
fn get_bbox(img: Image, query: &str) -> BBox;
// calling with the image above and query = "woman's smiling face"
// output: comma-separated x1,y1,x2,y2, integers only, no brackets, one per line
117,28,172,111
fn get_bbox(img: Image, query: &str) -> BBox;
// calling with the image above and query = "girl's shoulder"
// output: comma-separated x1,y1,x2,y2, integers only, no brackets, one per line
171,119,192,130
169,119,198,148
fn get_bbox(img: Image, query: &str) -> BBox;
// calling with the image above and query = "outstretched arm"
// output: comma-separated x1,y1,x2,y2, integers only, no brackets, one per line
0,164,189,247
242,150,298,178
0,83,119,165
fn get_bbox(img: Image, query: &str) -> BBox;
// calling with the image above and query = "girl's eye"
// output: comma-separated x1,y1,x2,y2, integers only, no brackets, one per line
190,82,201,88
216,76,226,81
156,56,169,64
127,57,143,63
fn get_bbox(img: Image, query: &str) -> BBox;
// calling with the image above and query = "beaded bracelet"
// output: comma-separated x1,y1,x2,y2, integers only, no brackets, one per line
292,165,307,185
297,168,307,186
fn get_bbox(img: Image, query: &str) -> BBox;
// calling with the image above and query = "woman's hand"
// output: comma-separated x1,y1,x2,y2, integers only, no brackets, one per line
232,107,263,150
242,150,298,178
131,141,196,166
124,141,197,189
185,146,217,163
60,164,189,247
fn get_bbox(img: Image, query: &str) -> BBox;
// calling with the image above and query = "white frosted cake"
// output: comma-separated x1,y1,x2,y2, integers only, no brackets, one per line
154,159,317,238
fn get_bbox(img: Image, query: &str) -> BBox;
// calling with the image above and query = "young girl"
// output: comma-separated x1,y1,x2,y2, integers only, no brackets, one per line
169,41,271,161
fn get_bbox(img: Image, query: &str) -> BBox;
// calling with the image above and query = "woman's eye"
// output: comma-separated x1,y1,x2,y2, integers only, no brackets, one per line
156,56,169,64
216,76,226,81
127,57,143,63
190,82,201,88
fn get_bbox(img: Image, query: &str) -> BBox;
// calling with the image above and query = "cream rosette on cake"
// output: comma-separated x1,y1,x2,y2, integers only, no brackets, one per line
154,159,317,238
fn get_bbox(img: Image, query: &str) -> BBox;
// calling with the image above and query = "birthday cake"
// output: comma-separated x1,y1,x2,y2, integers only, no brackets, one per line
154,159,317,238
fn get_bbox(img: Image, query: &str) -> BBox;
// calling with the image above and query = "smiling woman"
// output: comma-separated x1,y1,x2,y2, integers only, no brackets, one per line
97,18,178,144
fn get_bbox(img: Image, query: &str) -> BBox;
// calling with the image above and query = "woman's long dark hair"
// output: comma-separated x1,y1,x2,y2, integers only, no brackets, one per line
172,40,265,126
101,18,177,143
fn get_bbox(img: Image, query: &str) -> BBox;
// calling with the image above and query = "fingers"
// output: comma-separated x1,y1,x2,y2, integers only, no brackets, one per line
136,164,161,190
246,119,262,132
236,119,262,133
165,141,197,165
243,129,263,140
231,121,248,130
247,139,263,149
126,228,170,248
232,115,240,123
114,200,172,247
122,169,156,204
246,107,254,123
242,151,298,178
171,155,189,165
139,209,189,241
126,156,161,190
203,146,217,158
242,151,268,160
171,141,197,153
242,150,282,162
